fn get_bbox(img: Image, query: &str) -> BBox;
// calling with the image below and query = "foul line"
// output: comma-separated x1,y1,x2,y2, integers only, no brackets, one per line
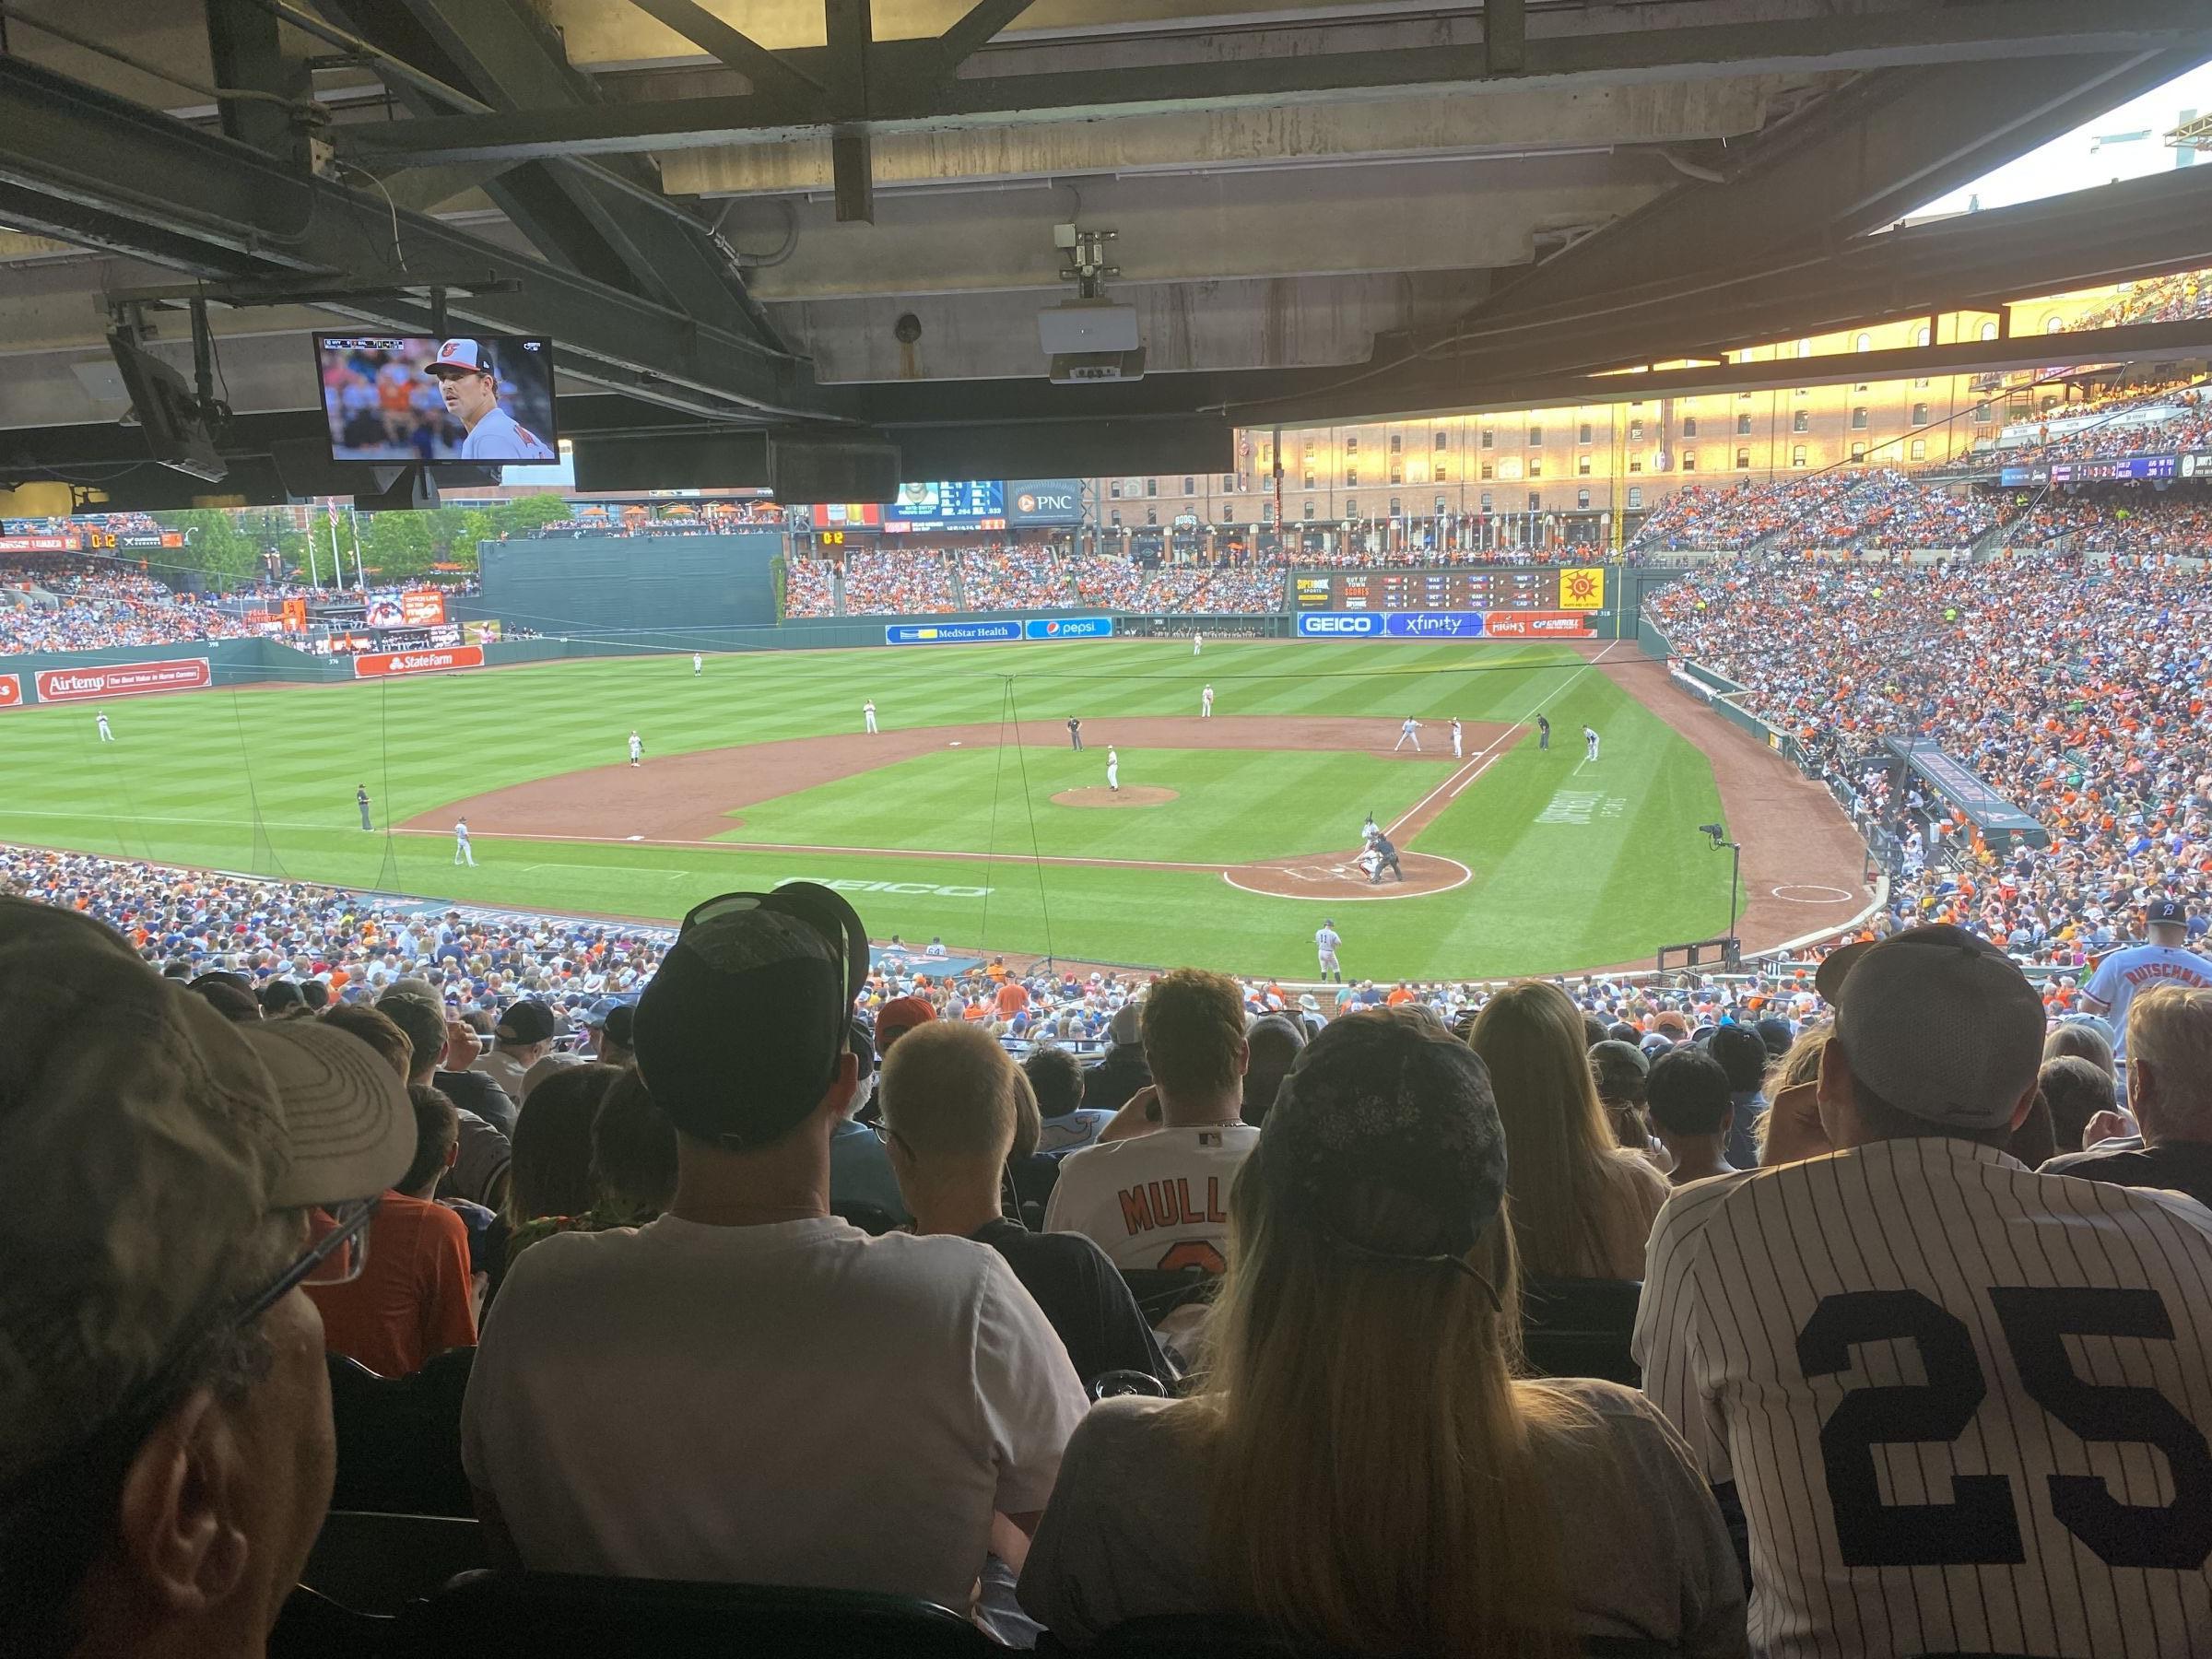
390,823,1232,876
1386,640,1620,841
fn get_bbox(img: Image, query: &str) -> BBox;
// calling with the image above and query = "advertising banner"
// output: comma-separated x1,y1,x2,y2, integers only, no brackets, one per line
883,481,1006,533
462,619,503,645
1299,609,1595,640
0,534,76,554
36,657,212,702
1382,612,1486,639
1023,616,1113,640
885,620,1021,645
401,589,447,626
1559,568,1606,610
0,674,18,708
1297,612,1382,636
352,645,486,678
1006,480,1085,526
1480,611,1596,639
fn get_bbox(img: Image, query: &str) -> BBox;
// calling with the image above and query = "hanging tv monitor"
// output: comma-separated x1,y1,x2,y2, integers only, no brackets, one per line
312,334,559,465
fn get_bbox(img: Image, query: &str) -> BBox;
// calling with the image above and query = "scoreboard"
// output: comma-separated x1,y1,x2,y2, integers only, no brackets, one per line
1295,568,1574,611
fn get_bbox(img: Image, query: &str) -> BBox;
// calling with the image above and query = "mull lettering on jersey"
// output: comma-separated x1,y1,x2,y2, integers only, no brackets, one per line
1117,1176,1230,1236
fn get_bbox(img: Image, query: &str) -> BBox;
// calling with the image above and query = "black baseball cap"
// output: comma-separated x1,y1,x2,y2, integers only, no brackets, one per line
2148,898,2190,926
634,884,866,1149
495,998,557,1045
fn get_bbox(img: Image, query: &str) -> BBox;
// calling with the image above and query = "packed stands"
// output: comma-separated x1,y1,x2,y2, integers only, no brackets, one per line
1999,488,2212,554
0,560,260,655
1773,468,2006,552
834,548,959,615
783,553,836,618
1624,478,1860,552
957,544,1074,609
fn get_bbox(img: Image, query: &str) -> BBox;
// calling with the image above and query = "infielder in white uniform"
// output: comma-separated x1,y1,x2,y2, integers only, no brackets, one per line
96,712,113,743
1394,717,1421,752
453,818,475,865
1636,924,2212,1659
2078,897,2211,1060
1314,919,1343,983
628,730,643,767
424,339,556,462
693,653,702,677
1450,717,1463,758
1191,631,1203,657
1583,724,1600,761
863,699,877,735
1200,684,1214,719
1106,747,1119,792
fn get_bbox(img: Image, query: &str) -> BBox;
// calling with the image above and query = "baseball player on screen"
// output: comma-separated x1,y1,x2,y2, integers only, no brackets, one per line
425,339,556,462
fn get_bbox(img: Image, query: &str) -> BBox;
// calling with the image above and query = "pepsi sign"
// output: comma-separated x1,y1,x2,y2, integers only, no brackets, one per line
1297,612,1381,636
1024,616,1113,640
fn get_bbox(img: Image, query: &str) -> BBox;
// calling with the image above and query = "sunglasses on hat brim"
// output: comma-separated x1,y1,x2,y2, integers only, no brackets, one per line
680,883,869,1012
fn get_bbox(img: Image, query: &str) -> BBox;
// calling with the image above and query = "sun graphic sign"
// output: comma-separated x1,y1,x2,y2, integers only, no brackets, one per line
1559,567,1606,610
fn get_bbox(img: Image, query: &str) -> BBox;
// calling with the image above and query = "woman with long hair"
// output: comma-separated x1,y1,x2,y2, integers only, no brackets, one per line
1468,982,1669,1280
1018,1014,1746,1657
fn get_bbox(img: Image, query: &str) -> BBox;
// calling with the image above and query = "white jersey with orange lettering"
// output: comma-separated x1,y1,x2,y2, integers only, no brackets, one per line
1634,1135,2212,1659
460,406,557,462
1041,1124,1257,1275
2082,942,2212,1059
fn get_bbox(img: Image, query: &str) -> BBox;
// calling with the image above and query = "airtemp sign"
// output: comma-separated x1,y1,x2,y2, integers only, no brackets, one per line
1005,479,1085,526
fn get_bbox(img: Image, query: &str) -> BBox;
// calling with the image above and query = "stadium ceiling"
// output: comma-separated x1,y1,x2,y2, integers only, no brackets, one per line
0,0,2210,499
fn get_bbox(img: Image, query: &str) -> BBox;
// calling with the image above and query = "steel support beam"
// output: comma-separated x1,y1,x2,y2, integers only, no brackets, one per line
0,56,840,424
825,0,875,223
204,0,312,159
336,0,2212,164
622,0,827,112
1486,0,1525,76
935,0,1041,72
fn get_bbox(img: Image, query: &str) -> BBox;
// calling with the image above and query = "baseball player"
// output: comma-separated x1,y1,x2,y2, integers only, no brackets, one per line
629,730,643,767
1583,724,1600,762
1394,717,1421,752
1537,712,1551,751
863,699,877,735
423,339,556,462
1106,747,1120,792
693,653,702,677
1450,717,1463,759
453,818,476,865
2078,897,2211,1060
1192,630,1203,657
1366,832,1405,884
1361,810,1381,843
1066,716,1084,751
1636,924,2212,1659
357,784,372,832
1314,919,1343,983
95,712,113,743
1200,683,1214,719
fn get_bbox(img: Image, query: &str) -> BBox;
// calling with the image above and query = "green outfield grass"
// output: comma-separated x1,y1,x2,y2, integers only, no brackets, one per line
0,638,1741,978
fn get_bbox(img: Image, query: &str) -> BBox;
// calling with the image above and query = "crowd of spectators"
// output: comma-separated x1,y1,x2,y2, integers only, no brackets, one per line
1997,488,2212,555
1997,382,2212,465
829,549,960,616
1624,478,1861,553
1772,467,2006,552
1648,549,2212,972
0,559,261,655
959,544,1076,609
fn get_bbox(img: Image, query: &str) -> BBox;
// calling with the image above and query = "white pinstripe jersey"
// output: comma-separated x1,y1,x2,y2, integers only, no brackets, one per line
1635,1137,2212,1658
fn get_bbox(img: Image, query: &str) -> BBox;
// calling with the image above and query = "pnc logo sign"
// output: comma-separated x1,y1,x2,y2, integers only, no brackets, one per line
1017,490,1074,514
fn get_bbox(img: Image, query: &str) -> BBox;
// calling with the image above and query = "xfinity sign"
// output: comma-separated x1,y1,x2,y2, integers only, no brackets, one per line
1298,612,1381,636
1383,611,1485,639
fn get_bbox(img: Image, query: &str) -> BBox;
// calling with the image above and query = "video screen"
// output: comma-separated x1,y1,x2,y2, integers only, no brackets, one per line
313,335,559,465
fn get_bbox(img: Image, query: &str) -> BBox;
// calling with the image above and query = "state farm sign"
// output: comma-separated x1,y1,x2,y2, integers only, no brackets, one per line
0,675,18,708
352,644,485,678
1480,611,1595,640
36,657,212,702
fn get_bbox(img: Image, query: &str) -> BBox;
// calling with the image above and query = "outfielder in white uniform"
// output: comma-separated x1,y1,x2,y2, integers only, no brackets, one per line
2078,897,2210,1059
1583,724,1600,761
1106,747,1119,792
693,653,702,677
628,730,643,767
1450,717,1463,758
1636,924,2212,1659
1314,920,1343,983
96,712,113,743
453,818,475,865
864,700,877,735
1394,717,1420,752
1191,631,1203,657
1200,684,1214,719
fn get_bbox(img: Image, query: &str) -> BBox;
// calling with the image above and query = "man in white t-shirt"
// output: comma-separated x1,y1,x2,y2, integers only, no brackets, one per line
2079,898,2212,1061
1045,967,1256,1277
463,883,1086,1610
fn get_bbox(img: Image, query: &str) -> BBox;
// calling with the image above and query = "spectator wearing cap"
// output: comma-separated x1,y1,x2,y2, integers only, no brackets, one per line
1587,1038,1654,1157
1046,970,1256,1277
0,897,413,1657
475,997,558,1100
1018,1012,1746,1654
2077,899,2212,1064
1707,1024,1770,1170
308,1083,478,1376
2042,986,2212,1209
593,1002,637,1068
881,1020,1171,1391
1637,924,2212,1658
1081,1003,1153,1115
461,885,1087,1606
1642,1048,1735,1186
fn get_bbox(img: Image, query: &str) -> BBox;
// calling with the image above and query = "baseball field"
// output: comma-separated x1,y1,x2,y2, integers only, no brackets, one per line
0,637,1870,979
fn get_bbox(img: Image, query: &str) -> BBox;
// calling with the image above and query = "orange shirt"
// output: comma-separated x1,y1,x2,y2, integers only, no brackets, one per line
995,982,1030,1017
307,1192,477,1378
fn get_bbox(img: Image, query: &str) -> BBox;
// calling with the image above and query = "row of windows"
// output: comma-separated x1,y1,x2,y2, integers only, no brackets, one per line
1102,484,1655,527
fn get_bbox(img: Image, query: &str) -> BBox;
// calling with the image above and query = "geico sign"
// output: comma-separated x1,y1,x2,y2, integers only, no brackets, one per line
1299,613,1380,636
353,645,487,678
776,877,993,898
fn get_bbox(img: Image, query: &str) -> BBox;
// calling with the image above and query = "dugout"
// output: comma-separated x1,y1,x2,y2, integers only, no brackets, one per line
476,532,780,639
1877,735,2051,850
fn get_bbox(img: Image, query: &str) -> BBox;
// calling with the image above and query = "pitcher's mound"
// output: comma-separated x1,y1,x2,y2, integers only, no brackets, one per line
1053,785,1179,808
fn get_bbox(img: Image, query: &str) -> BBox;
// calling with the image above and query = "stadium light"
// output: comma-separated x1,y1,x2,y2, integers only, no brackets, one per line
1697,825,1741,968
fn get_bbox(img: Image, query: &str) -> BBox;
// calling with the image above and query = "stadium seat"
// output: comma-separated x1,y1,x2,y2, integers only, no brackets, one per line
300,1511,490,1614
326,1347,475,1516
1039,1615,1687,1657
393,1570,998,1658
1120,1265,1220,1324
1520,1277,1642,1387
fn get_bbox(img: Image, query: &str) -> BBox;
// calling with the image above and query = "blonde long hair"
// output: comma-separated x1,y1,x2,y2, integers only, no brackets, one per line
1467,981,1624,1278
1178,1163,1580,1654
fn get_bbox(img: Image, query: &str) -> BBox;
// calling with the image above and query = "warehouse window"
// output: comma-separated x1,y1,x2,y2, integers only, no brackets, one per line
1389,433,1401,453
1630,419,1643,441
1579,422,1594,444
1480,492,1493,511
1911,403,1930,425
1851,407,1868,429
1627,487,1642,508
1681,452,1697,472
1182,477,1194,495
1792,411,1809,433
1433,429,1448,449
1682,417,1698,437
1528,425,1544,446
1578,455,1593,476
1527,492,1543,512
1108,479,1122,498
1480,462,1495,480
1528,459,1543,478
1109,510,1121,526
1910,439,1927,460
1479,429,1494,449
1303,500,1315,519
1345,499,1358,517
1346,434,1359,452
1735,448,1751,469
1628,456,1642,473
1146,477,1158,496
1146,508,1158,524
1346,468,1359,488
1735,414,1752,436
1435,463,1449,482
1850,441,1866,462
1577,488,1591,510
1390,465,1403,485
1389,496,1401,516
1434,494,1447,514
1791,445,1808,468
1303,472,1316,489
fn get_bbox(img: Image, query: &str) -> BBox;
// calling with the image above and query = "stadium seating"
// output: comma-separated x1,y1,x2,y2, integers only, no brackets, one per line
327,1349,475,1516
300,1512,490,1614
1520,1277,1643,1387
